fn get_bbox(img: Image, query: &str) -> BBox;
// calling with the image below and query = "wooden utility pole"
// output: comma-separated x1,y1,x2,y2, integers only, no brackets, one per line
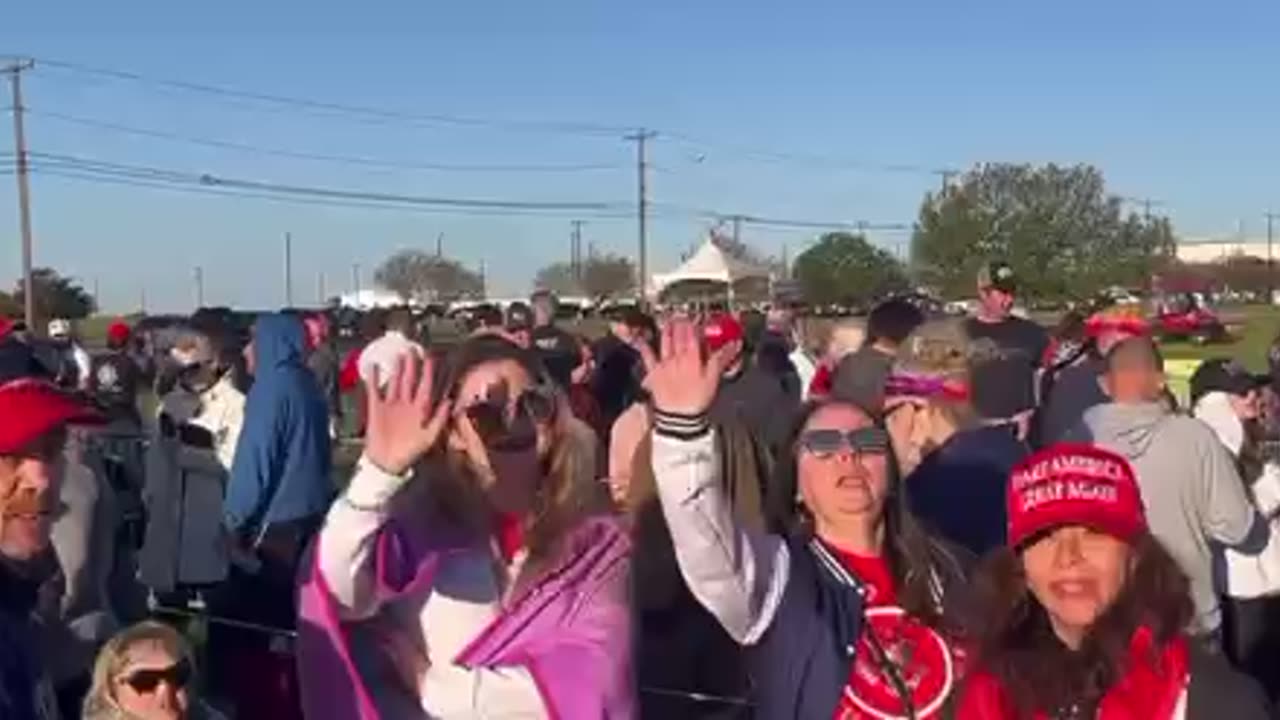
283,232,293,307
193,266,204,309
1267,212,1278,304
317,271,326,305
625,129,657,299
570,220,584,279
5,59,36,328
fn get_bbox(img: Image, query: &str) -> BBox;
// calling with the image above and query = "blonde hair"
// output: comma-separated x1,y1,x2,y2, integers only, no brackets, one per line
83,621,194,720
825,319,867,361
894,319,987,426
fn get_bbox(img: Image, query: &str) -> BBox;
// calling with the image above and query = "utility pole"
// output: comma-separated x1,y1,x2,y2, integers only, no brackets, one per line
479,260,487,298
435,232,444,258
625,129,657,300
352,263,361,297
283,232,293,307
317,271,326,305
937,169,958,195
139,286,147,315
6,59,36,329
570,220,584,280
193,266,204,309
732,215,743,248
1267,212,1278,305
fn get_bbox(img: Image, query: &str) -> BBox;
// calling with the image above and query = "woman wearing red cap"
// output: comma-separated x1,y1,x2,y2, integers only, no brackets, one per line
956,443,1269,719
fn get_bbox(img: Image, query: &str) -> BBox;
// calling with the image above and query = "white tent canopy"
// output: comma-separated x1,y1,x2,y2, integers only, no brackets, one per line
649,238,771,297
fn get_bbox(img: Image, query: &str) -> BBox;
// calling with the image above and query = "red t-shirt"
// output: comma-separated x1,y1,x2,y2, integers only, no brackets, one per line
809,363,835,398
828,545,963,720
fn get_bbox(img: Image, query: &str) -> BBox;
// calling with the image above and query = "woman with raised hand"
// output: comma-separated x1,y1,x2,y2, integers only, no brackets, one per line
644,319,972,719
956,443,1270,719
297,335,632,719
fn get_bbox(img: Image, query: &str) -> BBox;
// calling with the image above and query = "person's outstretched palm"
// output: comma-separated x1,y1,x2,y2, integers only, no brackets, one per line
364,354,451,475
637,319,738,417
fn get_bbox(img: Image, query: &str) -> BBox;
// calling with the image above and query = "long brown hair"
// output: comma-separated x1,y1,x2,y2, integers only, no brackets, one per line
418,335,607,568
969,532,1193,718
770,399,966,627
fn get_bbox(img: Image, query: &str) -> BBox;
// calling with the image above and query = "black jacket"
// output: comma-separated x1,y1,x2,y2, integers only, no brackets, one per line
1184,643,1272,719
907,425,1029,557
0,557,58,720
749,535,971,719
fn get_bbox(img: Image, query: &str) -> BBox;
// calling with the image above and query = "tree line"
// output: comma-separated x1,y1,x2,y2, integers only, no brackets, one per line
372,162,1198,309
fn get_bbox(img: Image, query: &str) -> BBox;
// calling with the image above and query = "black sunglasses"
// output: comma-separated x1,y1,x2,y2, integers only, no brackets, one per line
463,387,556,449
120,658,192,694
798,427,890,458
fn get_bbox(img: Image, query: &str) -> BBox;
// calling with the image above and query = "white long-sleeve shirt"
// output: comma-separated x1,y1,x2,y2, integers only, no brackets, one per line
648,422,790,644
1194,392,1280,599
318,459,545,719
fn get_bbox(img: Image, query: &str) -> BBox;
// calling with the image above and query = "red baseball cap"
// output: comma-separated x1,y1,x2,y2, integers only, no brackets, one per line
0,378,102,454
703,313,744,352
107,321,131,345
1007,443,1147,549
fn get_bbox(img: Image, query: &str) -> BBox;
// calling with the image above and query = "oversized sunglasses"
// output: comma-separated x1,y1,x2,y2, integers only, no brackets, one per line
119,658,191,694
798,427,890,458
462,387,557,449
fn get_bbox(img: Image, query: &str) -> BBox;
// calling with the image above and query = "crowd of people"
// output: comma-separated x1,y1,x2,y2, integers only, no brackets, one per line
2,259,1280,718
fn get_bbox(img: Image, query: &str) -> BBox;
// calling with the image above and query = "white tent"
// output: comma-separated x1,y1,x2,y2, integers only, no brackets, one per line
649,238,771,299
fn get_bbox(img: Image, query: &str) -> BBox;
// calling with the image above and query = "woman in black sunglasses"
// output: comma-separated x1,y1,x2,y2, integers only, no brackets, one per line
300,335,632,719
83,620,224,720
643,320,974,719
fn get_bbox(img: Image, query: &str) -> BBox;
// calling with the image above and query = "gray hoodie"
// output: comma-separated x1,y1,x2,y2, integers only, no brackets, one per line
1073,401,1259,634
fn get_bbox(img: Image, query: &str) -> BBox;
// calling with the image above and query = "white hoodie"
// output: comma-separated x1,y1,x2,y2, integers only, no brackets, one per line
1193,391,1280,599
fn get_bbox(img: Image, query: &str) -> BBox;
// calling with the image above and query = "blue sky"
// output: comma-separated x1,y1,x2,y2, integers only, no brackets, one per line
2,0,1279,312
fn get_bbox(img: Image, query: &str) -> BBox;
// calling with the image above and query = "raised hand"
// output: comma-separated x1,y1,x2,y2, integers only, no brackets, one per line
635,319,739,417
364,354,450,475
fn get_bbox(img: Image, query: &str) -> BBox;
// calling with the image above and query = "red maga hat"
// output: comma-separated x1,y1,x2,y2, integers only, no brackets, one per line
702,313,744,352
0,378,102,454
1007,443,1147,548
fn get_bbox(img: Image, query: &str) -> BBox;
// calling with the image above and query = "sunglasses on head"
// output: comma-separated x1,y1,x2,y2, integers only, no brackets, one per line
462,386,556,449
120,658,191,694
798,427,890,459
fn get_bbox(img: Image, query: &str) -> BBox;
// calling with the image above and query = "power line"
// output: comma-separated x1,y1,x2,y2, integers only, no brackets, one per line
33,57,633,137
649,202,910,233
32,165,636,221
33,56,958,178
29,151,630,212
659,130,954,176
29,109,625,173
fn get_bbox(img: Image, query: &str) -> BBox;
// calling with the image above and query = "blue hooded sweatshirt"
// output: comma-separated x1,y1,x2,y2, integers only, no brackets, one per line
225,313,333,537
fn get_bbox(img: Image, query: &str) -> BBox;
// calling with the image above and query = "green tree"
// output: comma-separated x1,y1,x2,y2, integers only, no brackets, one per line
533,262,582,297
912,163,1176,301
374,249,483,302
793,232,908,307
534,255,636,301
0,290,18,319
13,268,96,321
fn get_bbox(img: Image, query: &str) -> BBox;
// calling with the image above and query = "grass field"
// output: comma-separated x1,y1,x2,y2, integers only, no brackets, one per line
1161,304,1280,371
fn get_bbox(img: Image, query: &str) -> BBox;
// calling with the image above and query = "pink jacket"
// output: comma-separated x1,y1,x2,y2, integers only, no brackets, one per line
296,513,634,719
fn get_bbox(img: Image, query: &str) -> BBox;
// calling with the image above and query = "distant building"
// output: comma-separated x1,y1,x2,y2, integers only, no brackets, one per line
1177,236,1274,264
